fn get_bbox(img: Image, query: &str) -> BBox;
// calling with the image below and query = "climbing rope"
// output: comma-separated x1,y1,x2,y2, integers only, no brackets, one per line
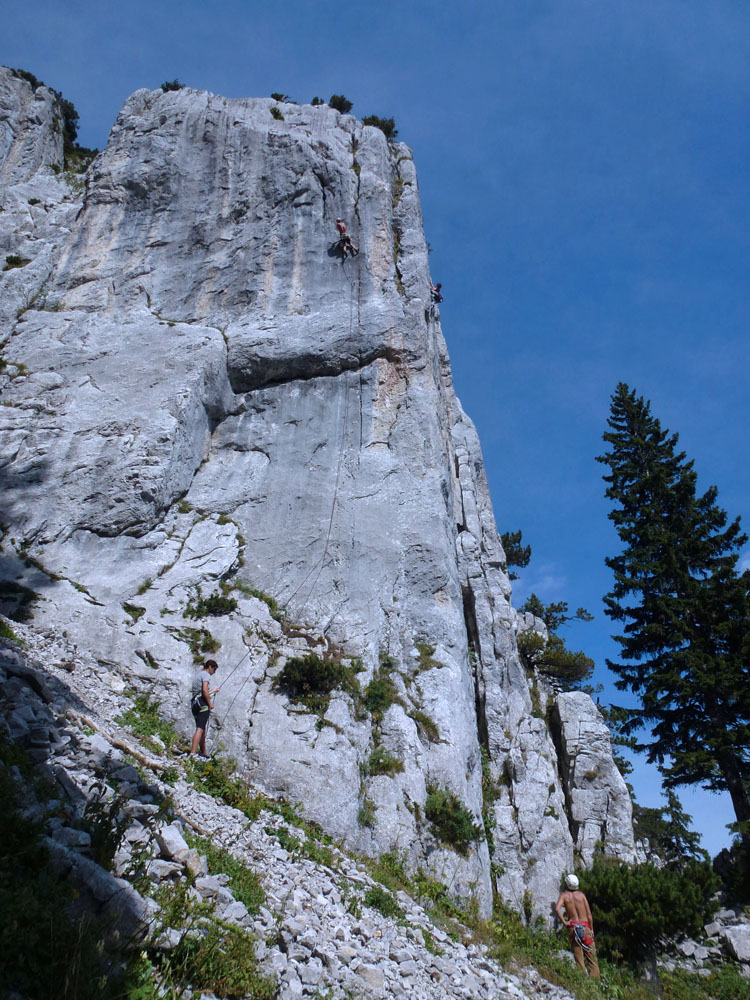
279,254,360,616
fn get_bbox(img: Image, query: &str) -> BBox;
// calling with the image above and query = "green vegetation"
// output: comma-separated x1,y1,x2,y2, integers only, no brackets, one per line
185,832,264,913
363,745,404,777
272,653,362,717
580,857,719,964
177,499,192,513
518,594,595,686
0,620,22,643
232,580,282,620
184,589,238,619
363,884,404,921
4,254,31,270
185,755,264,822
357,797,377,828
362,115,398,139
116,694,184,753
123,602,145,622
270,106,284,121
363,661,402,722
0,737,126,998
329,94,353,113
134,881,275,999
425,785,482,855
137,577,153,595
415,642,441,671
409,708,441,743
0,580,37,621
174,625,221,662
264,823,335,867
311,96,324,106
160,79,184,92
500,529,532,580
598,383,750,853
270,92,288,102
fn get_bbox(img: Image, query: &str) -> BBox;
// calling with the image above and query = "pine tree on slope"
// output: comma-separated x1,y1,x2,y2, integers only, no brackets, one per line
597,383,750,851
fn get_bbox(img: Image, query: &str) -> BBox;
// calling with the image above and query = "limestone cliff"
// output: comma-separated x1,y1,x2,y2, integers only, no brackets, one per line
0,68,635,920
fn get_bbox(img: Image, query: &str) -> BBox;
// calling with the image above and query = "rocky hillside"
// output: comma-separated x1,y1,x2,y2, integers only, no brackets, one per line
0,66,635,920
2,628,587,1000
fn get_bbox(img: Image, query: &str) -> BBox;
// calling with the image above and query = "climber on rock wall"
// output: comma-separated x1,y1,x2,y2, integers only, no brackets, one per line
555,873,601,979
190,659,219,756
430,281,443,303
335,218,358,256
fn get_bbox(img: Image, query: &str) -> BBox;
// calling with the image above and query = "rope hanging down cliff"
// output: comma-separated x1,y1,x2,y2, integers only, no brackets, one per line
281,255,361,616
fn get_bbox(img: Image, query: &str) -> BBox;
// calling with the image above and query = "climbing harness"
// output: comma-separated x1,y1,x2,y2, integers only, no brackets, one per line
571,922,594,952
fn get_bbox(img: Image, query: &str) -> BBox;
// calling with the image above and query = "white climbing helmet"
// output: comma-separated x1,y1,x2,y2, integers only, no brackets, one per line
565,873,579,890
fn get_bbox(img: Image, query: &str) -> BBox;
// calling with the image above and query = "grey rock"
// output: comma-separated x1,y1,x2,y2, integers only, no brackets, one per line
0,71,634,923
145,859,183,881
155,821,189,859
52,826,92,849
722,924,750,962
356,964,385,989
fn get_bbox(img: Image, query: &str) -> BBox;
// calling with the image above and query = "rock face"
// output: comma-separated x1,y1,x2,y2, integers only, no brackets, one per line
0,68,635,920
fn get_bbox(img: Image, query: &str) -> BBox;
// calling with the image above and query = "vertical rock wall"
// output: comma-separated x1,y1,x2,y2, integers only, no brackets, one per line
0,69,635,921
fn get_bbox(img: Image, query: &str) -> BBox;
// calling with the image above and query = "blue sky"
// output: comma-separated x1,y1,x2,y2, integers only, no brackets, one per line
4,0,749,857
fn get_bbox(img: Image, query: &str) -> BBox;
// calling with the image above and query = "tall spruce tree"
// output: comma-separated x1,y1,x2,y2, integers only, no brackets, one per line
598,383,750,850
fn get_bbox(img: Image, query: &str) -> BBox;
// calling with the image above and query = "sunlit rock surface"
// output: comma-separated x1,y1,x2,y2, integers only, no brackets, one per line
0,68,635,920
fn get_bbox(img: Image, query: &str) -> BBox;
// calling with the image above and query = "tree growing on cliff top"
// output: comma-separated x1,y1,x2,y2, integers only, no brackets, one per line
517,594,594,686
598,383,750,851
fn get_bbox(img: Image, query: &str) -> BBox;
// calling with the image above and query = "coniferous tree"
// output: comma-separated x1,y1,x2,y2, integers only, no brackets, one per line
598,383,750,850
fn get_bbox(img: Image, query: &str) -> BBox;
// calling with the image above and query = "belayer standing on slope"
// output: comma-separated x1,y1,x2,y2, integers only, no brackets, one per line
336,218,358,257
555,873,601,979
191,659,219,756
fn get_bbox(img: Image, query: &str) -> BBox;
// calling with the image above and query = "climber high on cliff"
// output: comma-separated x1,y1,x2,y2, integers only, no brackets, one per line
555,874,601,979
335,218,358,257
430,281,443,304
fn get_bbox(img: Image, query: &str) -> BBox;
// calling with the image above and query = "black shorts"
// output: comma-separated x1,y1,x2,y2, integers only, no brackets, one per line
192,700,210,729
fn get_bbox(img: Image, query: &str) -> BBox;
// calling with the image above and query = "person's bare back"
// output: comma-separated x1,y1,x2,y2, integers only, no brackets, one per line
555,888,593,927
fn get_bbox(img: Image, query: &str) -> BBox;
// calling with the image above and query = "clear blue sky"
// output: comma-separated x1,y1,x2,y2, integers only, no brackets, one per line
4,0,749,857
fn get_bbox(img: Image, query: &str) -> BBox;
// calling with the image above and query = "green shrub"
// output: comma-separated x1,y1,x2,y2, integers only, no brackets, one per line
184,591,238,619
186,756,264,822
117,694,183,752
579,857,719,963
311,96,324,106
123,602,145,622
409,709,440,743
161,79,183,92
358,798,377,827
270,106,284,121
329,94,353,113
425,785,482,855
185,832,264,913
176,625,220,662
364,884,404,921
364,745,404,777
3,254,31,270
0,741,126,998
0,620,22,643
272,654,362,716
363,667,401,723
233,581,281,620
659,965,750,1000
270,92,288,102
362,115,398,139
141,881,275,999
0,580,37,621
